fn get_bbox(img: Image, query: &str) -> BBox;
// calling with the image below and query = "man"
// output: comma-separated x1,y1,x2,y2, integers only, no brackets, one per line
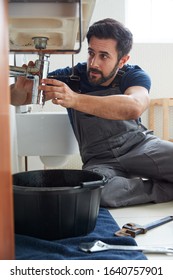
11,18,173,207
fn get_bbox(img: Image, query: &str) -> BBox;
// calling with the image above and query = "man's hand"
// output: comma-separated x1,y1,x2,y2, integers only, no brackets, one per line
10,76,34,106
39,78,78,108
10,61,40,106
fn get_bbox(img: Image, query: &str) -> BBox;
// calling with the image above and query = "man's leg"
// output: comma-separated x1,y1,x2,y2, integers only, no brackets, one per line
84,164,156,207
85,136,173,208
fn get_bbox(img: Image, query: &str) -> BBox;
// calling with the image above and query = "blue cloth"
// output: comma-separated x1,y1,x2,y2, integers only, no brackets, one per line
15,208,147,260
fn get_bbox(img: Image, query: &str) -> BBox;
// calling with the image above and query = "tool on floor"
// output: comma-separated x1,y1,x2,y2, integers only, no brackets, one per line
115,215,173,237
79,240,173,255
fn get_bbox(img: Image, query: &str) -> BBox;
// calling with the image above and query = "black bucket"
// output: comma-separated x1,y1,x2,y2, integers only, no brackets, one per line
13,169,105,240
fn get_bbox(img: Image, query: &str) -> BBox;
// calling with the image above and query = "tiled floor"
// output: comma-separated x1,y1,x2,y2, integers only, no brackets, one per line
109,201,173,260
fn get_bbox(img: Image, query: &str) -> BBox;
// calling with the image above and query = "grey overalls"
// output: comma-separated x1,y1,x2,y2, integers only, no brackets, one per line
70,80,173,208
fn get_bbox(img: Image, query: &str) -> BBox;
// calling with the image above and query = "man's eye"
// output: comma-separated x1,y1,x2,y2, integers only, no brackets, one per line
88,51,94,57
101,54,108,59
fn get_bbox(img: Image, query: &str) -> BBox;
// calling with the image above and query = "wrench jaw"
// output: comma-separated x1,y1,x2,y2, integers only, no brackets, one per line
115,223,147,238
115,228,134,237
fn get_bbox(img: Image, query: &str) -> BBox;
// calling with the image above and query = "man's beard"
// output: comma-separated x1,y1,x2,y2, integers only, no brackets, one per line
87,63,119,86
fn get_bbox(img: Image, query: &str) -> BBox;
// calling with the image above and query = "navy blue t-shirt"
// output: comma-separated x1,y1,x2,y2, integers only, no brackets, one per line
48,62,151,94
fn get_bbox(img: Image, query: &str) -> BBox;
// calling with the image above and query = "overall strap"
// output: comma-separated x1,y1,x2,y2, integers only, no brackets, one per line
111,68,125,88
68,65,81,92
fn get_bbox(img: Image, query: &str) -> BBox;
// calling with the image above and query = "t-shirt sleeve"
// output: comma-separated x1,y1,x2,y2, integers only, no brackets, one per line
120,66,151,93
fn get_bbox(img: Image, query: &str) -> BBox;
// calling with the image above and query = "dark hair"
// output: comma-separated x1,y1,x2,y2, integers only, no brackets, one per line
86,18,133,60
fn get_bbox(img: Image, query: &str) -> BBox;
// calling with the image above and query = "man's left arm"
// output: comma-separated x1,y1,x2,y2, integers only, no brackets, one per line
39,78,150,121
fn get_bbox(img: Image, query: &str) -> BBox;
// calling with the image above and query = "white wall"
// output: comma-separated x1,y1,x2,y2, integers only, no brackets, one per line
129,44,173,99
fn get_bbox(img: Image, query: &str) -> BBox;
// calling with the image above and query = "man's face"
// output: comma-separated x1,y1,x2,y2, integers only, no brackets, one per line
87,36,125,86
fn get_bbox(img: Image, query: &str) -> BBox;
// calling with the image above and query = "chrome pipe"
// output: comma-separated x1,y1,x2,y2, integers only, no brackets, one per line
9,65,40,77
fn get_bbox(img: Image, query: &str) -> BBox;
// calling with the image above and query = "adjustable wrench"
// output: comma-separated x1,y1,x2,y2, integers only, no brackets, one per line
79,240,173,254
115,215,173,238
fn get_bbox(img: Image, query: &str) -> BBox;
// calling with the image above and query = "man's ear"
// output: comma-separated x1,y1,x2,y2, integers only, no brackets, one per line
118,55,130,68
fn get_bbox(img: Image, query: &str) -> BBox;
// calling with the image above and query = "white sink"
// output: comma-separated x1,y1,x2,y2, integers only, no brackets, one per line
8,0,96,53
16,112,79,167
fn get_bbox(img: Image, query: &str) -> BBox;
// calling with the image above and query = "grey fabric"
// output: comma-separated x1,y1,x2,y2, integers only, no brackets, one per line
84,134,173,207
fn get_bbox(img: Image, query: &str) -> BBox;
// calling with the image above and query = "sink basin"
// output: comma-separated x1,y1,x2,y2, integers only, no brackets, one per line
16,112,79,157
8,0,96,53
